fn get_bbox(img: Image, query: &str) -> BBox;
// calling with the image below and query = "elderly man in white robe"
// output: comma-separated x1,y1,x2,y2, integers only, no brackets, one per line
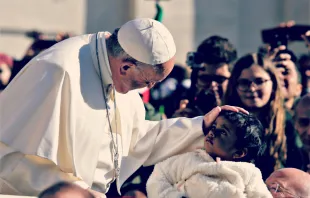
0,18,246,198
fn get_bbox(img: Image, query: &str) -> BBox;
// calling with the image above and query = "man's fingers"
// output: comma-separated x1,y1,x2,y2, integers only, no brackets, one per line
203,106,221,128
277,53,291,60
276,45,286,51
286,20,296,27
268,45,286,59
203,105,249,128
275,60,290,66
179,99,189,109
220,105,249,114
213,89,222,106
279,22,286,28
278,20,295,28
203,106,249,134
302,31,310,48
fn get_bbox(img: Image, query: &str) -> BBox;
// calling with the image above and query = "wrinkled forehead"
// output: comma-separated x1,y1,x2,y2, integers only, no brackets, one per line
151,57,175,80
266,171,287,185
139,62,174,82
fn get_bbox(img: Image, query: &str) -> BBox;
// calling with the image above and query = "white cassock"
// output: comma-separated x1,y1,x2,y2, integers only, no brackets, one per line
0,32,204,196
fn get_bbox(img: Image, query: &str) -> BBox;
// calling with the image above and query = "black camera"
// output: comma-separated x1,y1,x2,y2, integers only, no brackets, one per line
186,52,204,68
261,25,310,49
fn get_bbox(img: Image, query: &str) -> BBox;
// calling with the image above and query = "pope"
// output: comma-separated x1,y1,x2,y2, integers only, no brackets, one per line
0,18,246,197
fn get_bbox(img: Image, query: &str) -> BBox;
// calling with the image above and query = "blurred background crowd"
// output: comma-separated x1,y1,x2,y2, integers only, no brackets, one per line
1,0,310,197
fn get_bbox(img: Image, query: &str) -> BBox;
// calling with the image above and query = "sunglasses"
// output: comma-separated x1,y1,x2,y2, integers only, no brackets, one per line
197,74,229,85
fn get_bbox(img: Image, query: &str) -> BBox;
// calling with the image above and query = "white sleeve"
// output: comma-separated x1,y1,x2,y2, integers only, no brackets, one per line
0,142,89,196
142,116,204,166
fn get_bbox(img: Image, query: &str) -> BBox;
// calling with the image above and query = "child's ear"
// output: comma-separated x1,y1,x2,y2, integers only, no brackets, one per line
233,148,248,159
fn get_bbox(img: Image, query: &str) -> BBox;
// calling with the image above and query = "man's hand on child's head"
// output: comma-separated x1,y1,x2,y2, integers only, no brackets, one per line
219,105,249,114
202,105,249,135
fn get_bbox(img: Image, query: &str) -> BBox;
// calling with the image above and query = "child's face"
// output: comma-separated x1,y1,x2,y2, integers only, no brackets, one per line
204,116,239,160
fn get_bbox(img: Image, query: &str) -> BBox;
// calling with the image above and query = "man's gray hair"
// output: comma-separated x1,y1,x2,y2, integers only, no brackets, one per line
106,28,165,74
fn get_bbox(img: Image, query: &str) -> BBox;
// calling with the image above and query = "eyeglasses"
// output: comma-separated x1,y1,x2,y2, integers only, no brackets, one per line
237,78,271,91
267,183,301,198
197,74,229,86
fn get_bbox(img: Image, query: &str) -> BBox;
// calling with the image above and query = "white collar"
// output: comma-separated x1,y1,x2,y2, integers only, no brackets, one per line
90,32,113,89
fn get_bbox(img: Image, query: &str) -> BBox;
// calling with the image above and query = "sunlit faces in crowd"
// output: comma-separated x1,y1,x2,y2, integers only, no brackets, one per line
225,53,282,111
196,63,230,104
194,35,237,106
236,64,273,108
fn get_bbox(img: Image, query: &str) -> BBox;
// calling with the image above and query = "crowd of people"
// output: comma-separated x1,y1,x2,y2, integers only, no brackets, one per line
0,18,310,198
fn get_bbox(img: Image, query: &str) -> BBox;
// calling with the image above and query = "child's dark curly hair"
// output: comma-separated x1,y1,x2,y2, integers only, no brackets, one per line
219,110,266,163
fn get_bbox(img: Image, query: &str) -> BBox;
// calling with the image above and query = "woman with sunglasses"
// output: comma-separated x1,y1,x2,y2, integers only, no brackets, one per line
224,53,306,180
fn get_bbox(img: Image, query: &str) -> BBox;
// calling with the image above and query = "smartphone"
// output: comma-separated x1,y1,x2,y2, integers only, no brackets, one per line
289,25,310,41
261,25,310,48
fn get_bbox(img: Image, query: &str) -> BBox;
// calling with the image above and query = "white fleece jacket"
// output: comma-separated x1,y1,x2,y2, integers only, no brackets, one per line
146,149,272,198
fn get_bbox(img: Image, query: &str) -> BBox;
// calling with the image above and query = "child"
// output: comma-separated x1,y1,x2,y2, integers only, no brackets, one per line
146,111,272,198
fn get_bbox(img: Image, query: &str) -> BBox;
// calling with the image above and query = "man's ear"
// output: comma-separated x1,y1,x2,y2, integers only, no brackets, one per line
233,148,248,159
120,64,134,75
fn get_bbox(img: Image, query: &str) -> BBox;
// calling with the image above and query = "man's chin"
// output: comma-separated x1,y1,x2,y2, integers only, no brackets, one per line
115,86,129,94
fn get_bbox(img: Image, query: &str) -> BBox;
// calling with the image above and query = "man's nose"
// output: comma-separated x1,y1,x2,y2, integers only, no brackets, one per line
211,81,219,91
